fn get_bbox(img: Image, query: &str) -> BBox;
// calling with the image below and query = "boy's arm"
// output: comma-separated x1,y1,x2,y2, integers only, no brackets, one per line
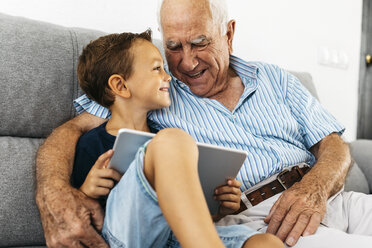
35,112,108,248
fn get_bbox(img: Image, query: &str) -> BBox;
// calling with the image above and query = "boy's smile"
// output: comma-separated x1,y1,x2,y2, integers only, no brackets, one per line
125,39,171,111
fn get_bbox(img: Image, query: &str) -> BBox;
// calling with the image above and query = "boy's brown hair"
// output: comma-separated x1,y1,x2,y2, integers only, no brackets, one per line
77,30,152,108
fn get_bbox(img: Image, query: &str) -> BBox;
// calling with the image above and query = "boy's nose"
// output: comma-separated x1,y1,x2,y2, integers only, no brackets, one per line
164,73,171,82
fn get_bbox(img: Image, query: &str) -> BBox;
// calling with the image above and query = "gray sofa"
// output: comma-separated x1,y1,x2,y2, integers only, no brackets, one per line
0,13,371,248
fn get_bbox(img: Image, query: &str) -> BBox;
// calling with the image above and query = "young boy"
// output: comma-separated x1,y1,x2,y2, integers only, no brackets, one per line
72,30,284,248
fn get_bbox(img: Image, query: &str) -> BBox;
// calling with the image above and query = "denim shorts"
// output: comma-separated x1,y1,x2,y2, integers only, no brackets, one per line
102,141,258,248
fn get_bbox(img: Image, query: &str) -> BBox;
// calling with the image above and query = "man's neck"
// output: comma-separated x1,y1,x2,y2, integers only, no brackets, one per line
105,103,150,136
209,68,244,112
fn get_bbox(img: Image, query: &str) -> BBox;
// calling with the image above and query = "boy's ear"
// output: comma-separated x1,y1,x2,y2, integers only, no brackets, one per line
108,74,131,98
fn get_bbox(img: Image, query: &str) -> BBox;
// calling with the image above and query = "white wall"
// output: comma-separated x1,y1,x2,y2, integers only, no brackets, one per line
1,0,362,141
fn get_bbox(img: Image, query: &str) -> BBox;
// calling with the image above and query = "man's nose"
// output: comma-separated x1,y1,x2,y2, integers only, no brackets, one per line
180,47,198,71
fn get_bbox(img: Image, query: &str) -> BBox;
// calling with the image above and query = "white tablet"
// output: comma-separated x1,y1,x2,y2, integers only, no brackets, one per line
109,128,247,214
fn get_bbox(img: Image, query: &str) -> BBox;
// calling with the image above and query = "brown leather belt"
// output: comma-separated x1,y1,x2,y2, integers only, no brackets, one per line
238,165,311,212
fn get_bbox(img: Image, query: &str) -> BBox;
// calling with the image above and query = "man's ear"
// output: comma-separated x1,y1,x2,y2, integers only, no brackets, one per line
226,19,236,55
108,74,131,98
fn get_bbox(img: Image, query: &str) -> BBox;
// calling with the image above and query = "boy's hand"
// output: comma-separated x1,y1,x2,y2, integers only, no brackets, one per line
214,179,242,217
80,150,122,199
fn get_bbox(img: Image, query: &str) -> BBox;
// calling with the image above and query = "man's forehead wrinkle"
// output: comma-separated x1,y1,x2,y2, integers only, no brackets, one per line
162,14,214,41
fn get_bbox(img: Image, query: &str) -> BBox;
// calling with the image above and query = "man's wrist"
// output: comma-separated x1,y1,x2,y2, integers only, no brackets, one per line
296,172,329,201
36,178,74,203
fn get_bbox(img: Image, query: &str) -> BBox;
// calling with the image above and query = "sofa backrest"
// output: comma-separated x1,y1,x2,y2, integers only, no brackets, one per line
0,13,104,138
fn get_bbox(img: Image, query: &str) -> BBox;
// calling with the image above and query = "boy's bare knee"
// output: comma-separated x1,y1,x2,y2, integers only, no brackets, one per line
155,128,193,142
150,128,197,152
243,233,284,248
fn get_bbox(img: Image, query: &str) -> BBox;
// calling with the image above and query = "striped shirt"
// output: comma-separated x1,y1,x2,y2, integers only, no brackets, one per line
74,55,344,191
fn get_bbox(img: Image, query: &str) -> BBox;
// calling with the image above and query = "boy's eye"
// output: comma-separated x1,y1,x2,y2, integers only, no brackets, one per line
153,66,161,71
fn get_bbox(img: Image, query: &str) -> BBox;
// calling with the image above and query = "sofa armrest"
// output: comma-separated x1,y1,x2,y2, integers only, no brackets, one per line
349,139,372,193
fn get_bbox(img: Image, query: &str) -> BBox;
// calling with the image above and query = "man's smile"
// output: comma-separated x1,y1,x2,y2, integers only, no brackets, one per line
185,69,207,79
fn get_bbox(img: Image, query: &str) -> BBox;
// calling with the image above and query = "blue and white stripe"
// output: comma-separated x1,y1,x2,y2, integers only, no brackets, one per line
74,55,344,191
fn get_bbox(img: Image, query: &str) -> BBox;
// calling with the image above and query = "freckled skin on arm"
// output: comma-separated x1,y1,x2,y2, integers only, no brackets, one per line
35,113,108,248
265,133,351,246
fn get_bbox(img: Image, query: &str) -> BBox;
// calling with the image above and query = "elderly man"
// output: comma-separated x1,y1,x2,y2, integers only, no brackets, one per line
36,0,372,247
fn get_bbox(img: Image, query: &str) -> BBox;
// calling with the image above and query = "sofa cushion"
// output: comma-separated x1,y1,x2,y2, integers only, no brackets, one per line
350,140,372,193
0,137,45,247
0,13,104,138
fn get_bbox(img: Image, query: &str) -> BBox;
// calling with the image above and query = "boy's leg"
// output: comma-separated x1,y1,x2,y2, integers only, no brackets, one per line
144,128,224,248
242,233,284,248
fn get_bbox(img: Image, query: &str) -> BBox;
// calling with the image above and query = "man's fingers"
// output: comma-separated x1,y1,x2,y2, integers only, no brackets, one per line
94,150,114,169
303,212,322,236
79,225,109,248
266,201,288,235
284,212,311,246
275,209,300,241
264,195,281,223
84,198,105,232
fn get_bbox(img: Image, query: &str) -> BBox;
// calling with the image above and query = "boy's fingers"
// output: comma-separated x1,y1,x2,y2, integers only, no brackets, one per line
96,178,115,189
95,187,111,196
227,179,241,188
215,185,240,195
94,150,114,169
215,193,240,203
98,168,122,182
220,201,240,209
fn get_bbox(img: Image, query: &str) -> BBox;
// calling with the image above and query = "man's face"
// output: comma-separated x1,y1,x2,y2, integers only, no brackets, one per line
161,0,234,98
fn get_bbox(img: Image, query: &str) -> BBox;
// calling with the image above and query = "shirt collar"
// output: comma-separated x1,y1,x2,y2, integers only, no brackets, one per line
229,55,259,81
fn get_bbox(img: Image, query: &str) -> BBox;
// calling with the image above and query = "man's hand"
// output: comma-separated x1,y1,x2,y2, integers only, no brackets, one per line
215,179,242,217
80,150,122,199
264,180,327,246
35,113,107,247
36,181,108,247
265,133,351,247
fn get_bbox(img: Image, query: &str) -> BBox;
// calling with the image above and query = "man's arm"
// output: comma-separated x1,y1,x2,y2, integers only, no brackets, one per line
35,112,107,248
265,133,351,246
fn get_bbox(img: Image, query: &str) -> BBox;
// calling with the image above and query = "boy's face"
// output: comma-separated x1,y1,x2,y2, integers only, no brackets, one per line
126,39,171,110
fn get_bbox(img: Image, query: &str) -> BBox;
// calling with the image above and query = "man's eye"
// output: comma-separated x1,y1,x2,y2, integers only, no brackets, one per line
194,43,208,47
153,66,161,71
192,43,209,50
167,45,182,51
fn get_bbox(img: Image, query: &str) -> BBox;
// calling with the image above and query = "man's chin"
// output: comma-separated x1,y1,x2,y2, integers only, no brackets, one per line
189,86,210,97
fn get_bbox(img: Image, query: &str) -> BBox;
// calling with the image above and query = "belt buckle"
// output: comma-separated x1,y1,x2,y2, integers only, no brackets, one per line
277,168,289,190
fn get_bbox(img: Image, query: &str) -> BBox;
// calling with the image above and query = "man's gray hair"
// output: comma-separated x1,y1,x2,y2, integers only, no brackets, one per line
157,0,229,35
